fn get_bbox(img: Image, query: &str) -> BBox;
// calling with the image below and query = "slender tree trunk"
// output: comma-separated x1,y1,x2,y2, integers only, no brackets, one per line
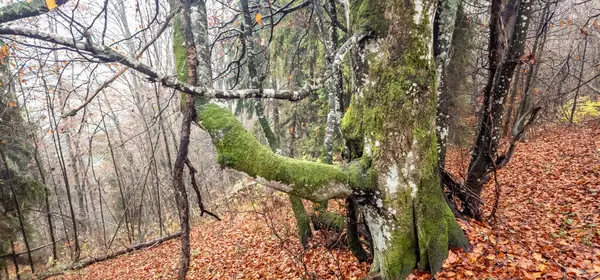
570,38,588,124
42,140,71,253
10,241,18,280
319,0,343,165
44,83,80,260
89,133,107,249
434,0,459,168
463,0,534,219
33,144,58,261
171,0,214,278
154,85,171,236
345,198,369,262
503,69,522,136
515,3,550,132
102,116,133,244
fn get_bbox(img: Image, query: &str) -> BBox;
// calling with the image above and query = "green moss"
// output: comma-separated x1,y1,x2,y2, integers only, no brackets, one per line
413,138,468,273
343,1,469,278
171,12,188,83
311,212,346,231
198,104,374,201
350,0,389,37
289,196,312,247
378,204,418,279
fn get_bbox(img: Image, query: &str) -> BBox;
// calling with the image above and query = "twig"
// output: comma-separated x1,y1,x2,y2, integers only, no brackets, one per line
184,158,221,221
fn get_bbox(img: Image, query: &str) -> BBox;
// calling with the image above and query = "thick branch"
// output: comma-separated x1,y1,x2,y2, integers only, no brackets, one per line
0,26,363,101
198,104,374,202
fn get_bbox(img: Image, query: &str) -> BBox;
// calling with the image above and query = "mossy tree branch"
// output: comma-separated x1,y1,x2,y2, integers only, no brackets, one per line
197,104,375,202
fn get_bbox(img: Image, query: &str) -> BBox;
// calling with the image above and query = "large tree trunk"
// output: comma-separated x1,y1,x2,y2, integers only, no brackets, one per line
169,0,469,278
341,1,469,277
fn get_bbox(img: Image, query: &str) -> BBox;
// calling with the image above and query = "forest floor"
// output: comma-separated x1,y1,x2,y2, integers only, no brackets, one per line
52,124,599,279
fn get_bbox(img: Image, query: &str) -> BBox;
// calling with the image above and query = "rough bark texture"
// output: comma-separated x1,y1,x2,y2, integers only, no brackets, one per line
346,198,370,262
434,0,459,168
343,0,470,278
464,0,534,220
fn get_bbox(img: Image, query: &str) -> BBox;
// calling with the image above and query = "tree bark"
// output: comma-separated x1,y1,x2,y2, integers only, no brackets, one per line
463,0,534,220
515,3,550,132
570,38,588,124
434,0,459,169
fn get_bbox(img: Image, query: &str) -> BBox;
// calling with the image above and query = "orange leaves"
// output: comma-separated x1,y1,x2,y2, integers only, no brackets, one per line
1,45,9,57
47,126,599,280
255,13,263,26
520,53,536,65
0,44,9,65
438,126,600,280
46,0,58,11
8,100,15,107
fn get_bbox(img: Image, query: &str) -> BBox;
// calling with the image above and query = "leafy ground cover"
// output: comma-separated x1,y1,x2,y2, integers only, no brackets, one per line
52,125,600,279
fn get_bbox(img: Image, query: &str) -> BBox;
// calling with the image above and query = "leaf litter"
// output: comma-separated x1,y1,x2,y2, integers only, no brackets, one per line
55,125,600,279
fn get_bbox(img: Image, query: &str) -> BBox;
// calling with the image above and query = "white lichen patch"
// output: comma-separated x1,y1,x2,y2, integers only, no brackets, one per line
365,208,392,251
376,197,384,208
409,181,417,198
414,0,423,24
386,164,400,195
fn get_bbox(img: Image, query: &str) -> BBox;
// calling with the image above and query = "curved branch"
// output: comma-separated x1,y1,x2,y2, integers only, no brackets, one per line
0,25,364,102
198,104,374,202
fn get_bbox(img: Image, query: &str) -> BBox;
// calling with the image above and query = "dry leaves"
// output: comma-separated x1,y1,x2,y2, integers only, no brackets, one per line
54,125,599,279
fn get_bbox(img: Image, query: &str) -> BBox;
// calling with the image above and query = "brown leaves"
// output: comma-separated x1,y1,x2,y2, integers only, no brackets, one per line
435,125,600,280
520,53,537,65
50,126,599,280
53,196,368,280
